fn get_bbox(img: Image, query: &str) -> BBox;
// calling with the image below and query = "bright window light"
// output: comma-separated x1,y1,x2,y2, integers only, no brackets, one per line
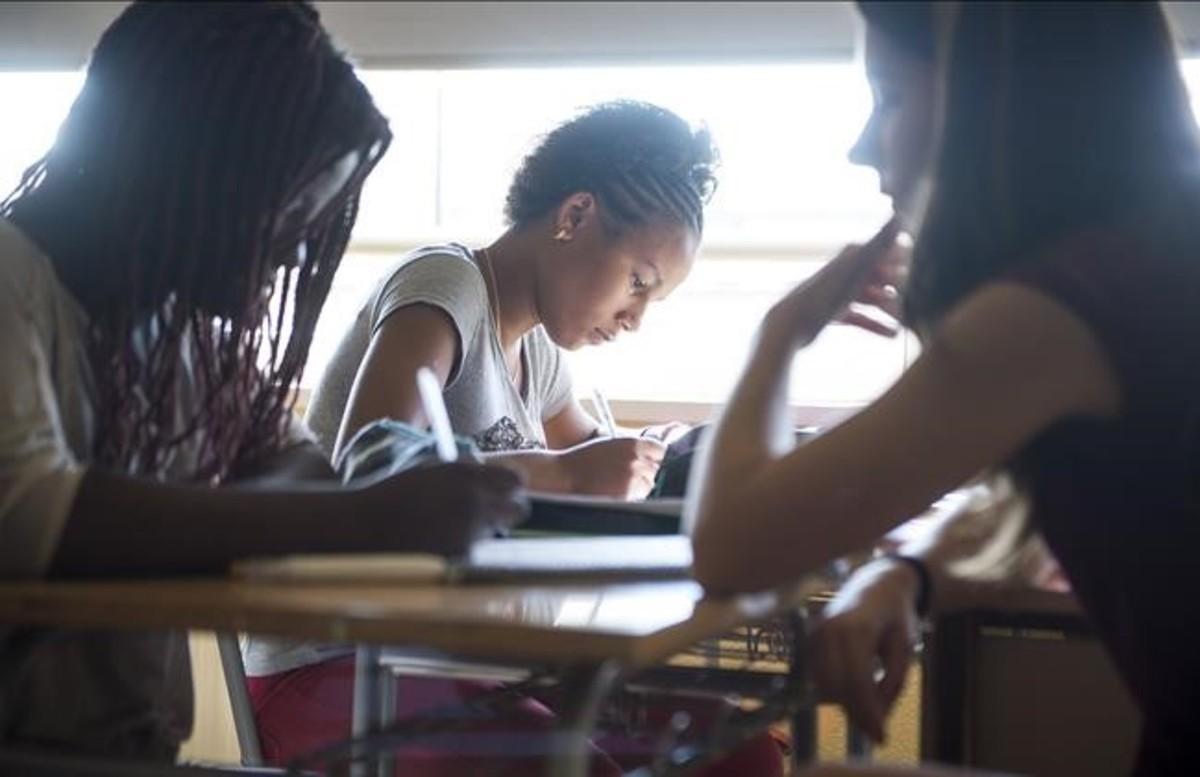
0,71,85,198
7,60,1200,415
351,64,890,248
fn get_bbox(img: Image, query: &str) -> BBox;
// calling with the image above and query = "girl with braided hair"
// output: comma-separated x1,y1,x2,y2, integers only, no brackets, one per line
248,101,785,776
0,0,522,759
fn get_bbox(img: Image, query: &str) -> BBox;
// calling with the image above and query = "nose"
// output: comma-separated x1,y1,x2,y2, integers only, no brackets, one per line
848,112,880,170
617,299,648,333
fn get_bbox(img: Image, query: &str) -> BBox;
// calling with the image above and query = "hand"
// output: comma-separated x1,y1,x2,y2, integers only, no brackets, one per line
810,557,922,743
765,219,908,348
556,437,666,499
352,462,526,557
638,422,692,445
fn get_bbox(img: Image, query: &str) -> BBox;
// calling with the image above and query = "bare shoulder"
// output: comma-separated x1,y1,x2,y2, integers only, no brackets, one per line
371,303,460,355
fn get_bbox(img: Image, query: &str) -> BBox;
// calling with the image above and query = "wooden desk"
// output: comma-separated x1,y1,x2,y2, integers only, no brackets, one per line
0,575,822,777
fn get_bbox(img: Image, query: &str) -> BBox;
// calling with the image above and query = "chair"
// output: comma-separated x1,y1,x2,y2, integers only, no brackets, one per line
214,632,265,768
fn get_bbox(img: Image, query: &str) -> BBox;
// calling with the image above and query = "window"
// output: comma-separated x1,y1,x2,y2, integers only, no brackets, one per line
7,60,1200,421
332,63,900,422
0,72,85,201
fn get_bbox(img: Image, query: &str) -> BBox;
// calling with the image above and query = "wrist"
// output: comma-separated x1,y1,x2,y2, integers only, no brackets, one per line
760,305,819,352
882,553,933,618
484,450,570,493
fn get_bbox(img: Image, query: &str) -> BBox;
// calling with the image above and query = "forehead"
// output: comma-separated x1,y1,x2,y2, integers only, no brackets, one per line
864,26,925,81
619,222,699,278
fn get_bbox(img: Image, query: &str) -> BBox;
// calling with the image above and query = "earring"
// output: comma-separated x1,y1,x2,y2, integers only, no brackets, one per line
554,227,570,242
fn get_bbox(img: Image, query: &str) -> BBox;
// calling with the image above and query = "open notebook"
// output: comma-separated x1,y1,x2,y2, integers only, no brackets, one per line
231,535,693,585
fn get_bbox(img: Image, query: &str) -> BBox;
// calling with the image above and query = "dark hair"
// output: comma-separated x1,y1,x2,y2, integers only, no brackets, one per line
504,100,718,236
2,1,391,480
897,1,1200,332
856,1,937,62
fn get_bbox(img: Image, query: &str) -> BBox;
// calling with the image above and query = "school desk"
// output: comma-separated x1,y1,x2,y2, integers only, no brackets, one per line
0,571,826,777
921,587,1141,776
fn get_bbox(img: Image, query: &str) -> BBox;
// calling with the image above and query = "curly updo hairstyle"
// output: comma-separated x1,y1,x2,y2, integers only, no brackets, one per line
504,100,718,236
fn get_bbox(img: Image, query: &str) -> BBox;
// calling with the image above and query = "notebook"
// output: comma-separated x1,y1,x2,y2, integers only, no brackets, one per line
231,535,693,584
521,492,684,536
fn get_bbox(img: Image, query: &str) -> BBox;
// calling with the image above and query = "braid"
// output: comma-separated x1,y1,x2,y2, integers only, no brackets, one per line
3,1,391,482
504,100,718,236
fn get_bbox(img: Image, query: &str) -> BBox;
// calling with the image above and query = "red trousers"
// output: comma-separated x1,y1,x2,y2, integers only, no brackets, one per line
248,655,784,776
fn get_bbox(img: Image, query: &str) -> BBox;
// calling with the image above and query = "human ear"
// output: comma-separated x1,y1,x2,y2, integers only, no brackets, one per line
553,192,596,241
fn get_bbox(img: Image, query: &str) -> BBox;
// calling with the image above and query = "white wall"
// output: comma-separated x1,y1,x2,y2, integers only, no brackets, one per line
0,1,856,70
5,2,1199,72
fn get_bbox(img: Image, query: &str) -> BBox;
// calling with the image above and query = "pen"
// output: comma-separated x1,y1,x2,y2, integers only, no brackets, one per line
591,387,618,438
416,366,458,462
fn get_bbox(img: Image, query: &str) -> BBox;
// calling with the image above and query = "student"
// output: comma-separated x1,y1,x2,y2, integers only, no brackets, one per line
246,101,784,776
304,100,713,499
0,1,522,760
687,2,1200,775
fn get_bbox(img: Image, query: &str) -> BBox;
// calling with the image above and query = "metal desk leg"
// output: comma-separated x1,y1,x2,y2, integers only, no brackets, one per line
787,609,817,769
547,660,623,777
377,666,397,777
352,644,383,777
847,725,874,760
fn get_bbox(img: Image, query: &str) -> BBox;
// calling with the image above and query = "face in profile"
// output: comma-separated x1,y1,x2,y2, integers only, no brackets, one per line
537,201,699,350
849,24,937,229
271,149,365,272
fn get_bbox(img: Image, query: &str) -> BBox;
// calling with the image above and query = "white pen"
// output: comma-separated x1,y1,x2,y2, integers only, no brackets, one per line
591,387,618,438
416,366,458,462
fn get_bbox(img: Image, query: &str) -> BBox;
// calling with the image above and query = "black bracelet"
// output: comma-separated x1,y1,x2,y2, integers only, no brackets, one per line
886,553,933,618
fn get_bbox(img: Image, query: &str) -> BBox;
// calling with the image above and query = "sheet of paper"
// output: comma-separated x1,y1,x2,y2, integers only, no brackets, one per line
466,535,691,577
231,553,448,583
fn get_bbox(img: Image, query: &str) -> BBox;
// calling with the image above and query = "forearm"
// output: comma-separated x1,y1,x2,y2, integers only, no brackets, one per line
48,468,362,578
687,317,801,529
483,450,570,492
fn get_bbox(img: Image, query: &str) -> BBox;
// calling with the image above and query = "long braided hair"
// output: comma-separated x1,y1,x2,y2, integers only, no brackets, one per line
2,1,391,482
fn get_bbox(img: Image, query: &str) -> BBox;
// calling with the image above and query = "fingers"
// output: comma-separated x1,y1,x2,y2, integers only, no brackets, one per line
627,458,661,499
590,436,666,461
836,308,900,338
877,623,914,712
849,219,905,283
474,462,524,490
865,217,902,254
836,219,901,278
868,244,910,286
811,622,885,743
448,462,528,529
632,437,667,463
640,422,690,444
486,482,529,526
840,640,887,743
856,284,902,319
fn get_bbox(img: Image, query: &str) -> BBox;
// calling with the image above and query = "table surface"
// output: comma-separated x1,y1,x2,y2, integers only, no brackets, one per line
0,574,821,667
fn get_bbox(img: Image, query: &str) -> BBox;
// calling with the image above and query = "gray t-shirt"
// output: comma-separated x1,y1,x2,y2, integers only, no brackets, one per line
306,243,572,458
243,243,574,676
